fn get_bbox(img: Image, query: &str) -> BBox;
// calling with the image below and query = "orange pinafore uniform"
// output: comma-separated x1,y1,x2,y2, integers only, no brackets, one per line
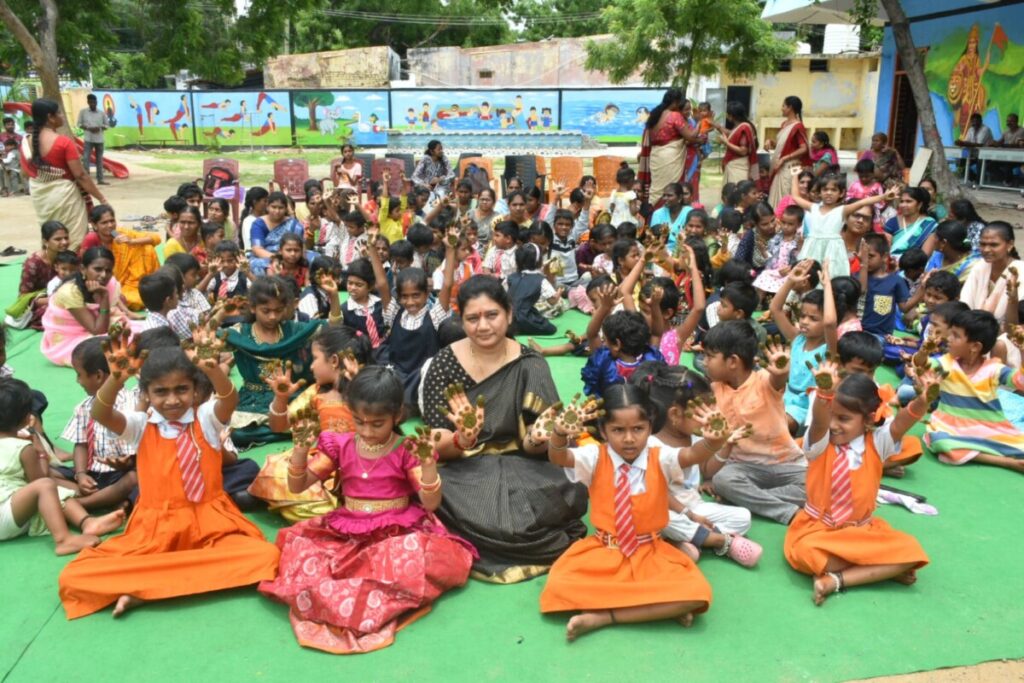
59,420,280,619
784,436,929,577
540,446,712,613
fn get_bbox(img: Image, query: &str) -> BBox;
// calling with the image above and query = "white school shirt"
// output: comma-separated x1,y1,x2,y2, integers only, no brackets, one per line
504,269,557,299
383,298,448,331
565,442,687,494
61,393,136,472
206,270,240,294
803,418,901,468
117,399,225,452
648,434,703,510
46,275,63,297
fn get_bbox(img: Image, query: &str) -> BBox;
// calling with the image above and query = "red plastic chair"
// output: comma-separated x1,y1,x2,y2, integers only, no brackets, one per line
371,158,406,196
196,157,242,226
268,158,310,201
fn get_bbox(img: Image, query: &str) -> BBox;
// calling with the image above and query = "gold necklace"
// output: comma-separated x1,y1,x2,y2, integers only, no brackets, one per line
253,324,283,345
355,434,396,478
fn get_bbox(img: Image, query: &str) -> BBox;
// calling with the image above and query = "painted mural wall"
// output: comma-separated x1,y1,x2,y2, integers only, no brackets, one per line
561,89,666,143
874,3,1022,146
191,90,292,147
291,91,388,147
92,91,197,146
389,90,560,132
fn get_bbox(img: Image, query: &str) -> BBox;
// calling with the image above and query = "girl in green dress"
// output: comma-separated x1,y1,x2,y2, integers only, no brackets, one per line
226,275,341,446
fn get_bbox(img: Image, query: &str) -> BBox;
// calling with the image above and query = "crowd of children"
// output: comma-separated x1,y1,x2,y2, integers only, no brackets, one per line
2,133,1024,654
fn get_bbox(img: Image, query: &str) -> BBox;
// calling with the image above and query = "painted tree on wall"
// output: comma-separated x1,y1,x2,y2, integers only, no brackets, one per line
293,92,336,132
583,0,792,95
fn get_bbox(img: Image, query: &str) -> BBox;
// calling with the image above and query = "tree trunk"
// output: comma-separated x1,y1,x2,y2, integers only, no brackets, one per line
307,99,319,131
879,0,966,199
0,0,71,134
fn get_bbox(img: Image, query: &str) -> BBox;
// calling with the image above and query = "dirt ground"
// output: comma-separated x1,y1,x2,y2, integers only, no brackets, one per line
859,659,1024,682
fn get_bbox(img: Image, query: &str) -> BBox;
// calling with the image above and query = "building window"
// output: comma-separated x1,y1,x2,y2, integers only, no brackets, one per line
777,60,791,72
478,69,493,79
809,59,829,73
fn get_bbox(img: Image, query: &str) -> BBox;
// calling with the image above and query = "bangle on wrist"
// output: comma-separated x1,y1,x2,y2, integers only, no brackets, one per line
452,432,477,451
420,476,442,493
713,452,729,463
269,402,288,417
93,393,113,408
816,390,835,402
905,400,926,420
214,386,236,400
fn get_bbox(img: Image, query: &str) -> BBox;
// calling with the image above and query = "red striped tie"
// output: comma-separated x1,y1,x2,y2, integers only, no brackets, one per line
170,421,205,502
364,306,382,348
85,417,96,471
830,444,854,525
493,249,503,277
344,237,356,264
613,462,639,556
217,276,230,300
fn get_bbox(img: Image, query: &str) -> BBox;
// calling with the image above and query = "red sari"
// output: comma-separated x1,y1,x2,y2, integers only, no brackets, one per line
767,120,810,208
639,111,702,208
722,122,759,184
18,253,56,330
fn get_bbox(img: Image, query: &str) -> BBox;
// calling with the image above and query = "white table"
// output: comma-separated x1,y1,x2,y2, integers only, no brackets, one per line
944,146,972,183
979,147,1024,190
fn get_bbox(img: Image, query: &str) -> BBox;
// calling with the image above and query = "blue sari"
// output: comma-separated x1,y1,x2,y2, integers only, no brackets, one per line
887,215,937,259
248,216,304,275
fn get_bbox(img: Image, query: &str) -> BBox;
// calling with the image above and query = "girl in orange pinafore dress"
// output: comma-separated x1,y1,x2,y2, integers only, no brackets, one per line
539,385,741,641
784,362,935,607
59,333,279,619
248,326,370,521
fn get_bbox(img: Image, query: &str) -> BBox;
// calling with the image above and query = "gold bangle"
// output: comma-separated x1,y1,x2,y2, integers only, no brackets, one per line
287,464,307,477
93,394,113,408
215,386,236,400
328,313,343,323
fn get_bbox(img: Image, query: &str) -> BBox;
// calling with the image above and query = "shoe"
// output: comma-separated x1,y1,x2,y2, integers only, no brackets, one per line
230,490,264,512
97,180,110,185
724,534,762,568
0,246,26,256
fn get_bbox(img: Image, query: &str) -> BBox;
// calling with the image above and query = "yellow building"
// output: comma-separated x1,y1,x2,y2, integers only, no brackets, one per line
720,52,880,151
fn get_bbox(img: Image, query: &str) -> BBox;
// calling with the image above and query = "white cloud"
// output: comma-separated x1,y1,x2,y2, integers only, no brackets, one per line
365,94,384,101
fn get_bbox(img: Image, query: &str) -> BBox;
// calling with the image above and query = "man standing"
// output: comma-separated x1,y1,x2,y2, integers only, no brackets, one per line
77,94,108,185
0,117,21,147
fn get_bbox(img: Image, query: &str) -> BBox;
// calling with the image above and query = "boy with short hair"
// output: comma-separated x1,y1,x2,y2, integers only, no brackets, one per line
47,251,80,297
858,234,913,338
716,281,767,345
702,320,806,524
139,271,191,339
56,337,138,510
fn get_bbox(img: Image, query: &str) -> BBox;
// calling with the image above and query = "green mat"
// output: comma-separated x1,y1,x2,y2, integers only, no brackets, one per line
1,258,1021,683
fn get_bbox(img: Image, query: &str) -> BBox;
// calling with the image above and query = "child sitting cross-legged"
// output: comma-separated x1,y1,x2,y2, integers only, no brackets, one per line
701,321,806,524
785,357,936,606
53,337,139,511
0,378,124,554
920,309,1024,473
258,367,477,654
538,388,742,641
58,324,280,619
631,363,762,567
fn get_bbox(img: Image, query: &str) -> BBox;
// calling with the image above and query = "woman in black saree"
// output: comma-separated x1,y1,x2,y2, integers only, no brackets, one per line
421,275,588,583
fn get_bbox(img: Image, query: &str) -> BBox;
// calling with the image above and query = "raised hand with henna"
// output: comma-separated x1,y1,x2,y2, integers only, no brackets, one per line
444,382,486,448
262,360,307,397
405,425,442,465
527,402,563,447
101,323,146,383
808,353,843,392
552,394,604,439
289,406,320,450
762,335,791,376
184,318,228,370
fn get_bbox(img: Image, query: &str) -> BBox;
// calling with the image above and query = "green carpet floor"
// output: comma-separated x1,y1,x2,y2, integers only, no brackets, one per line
1,258,1021,683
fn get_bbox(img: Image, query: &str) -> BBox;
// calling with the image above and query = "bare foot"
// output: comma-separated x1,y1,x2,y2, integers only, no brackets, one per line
81,509,126,536
672,541,701,562
892,569,917,585
566,611,612,642
813,574,838,606
676,612,695,628
528,338,543,352
883,465,906,479
112,595,144,618
54,534,101,556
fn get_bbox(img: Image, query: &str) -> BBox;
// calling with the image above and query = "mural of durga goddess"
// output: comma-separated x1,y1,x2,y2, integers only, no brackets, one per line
946,24,990,138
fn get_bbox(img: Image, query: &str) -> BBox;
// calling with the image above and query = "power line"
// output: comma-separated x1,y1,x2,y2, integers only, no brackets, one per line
317,8,604,26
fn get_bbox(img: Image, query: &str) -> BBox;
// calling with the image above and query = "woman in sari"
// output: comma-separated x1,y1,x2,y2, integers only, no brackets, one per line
859,133,905,182
20,99,108,250
41,247,138,366
809,131,840,177
421,276,588,583
925,220,977,281
248,191,304,275
766,96,810,208
638,89,706,210
884,187,938,258
9,221,69,330
714,101,759,185
79,204,160,311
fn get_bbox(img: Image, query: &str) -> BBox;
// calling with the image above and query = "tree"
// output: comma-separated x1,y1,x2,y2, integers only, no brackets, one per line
292,91,336,132
584,0,793,93
849,0,964,199
0,0,115,129
511,0,608,42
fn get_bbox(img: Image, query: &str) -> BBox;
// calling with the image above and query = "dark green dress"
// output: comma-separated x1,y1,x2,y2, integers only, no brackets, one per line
226,320,324,446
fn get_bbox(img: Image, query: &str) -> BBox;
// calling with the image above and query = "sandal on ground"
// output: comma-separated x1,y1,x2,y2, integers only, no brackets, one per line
717,534,762,568
0,246,26,256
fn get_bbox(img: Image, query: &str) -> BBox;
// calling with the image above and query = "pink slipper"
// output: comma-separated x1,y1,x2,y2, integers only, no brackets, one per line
726,535,762,568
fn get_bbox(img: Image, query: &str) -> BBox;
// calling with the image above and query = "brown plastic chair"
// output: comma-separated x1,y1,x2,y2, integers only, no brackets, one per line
371,158,406,196
196,157,242,225
268,158,310,201
547,157,584,203
458,156,498,194
593,155,625,197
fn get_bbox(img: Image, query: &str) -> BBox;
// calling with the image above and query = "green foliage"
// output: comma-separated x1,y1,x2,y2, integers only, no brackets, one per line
511,0,608,42
0,0,117,80
584,0,793,92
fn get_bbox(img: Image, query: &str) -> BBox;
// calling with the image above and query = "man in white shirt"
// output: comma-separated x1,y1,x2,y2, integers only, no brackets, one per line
77,94,108,185
957,113,993,147
997,114,1024,148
